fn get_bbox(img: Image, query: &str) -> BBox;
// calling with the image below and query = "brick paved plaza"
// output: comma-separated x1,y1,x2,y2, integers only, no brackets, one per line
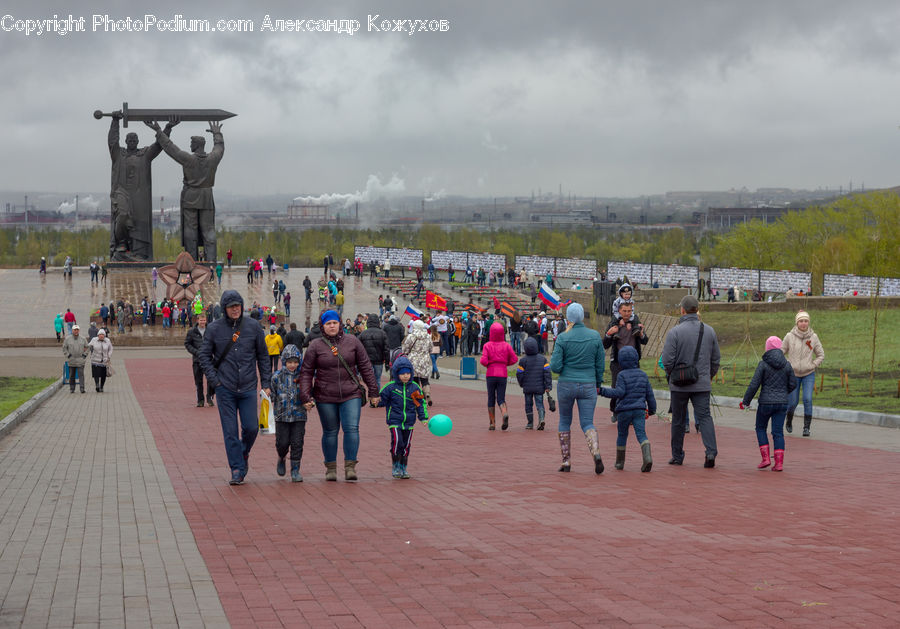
1,266,899,627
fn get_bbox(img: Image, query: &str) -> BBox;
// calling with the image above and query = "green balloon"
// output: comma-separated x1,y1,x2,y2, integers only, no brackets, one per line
428,413,453,437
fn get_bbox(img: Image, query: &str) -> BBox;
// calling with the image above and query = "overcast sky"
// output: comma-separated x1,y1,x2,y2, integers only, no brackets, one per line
3,0,900,203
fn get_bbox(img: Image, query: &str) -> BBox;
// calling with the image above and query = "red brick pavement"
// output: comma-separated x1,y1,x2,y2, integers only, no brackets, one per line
130,357,900,628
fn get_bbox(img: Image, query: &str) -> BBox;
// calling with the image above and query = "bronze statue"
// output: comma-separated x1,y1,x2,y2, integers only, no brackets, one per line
146,118,224,263
107,114,177,260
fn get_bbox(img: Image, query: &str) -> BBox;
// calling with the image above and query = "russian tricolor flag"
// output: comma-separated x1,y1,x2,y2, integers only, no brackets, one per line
404,303,425,320
538,284,565,310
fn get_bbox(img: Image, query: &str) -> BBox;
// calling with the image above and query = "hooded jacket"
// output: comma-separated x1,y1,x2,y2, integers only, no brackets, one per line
378,356,428,429
742,348,798,406
480,323,518,378
198,289,271,392
516,337,552,394
599,346,656,414
297,312,379,404
54,314,64,333
358,314,389,366
271,344,306,422
383,318,405,350
401,320,432,378
781,325,824,378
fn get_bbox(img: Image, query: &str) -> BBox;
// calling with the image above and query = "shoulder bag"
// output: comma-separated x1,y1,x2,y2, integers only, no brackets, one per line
670,323,704,386
324,337,367,397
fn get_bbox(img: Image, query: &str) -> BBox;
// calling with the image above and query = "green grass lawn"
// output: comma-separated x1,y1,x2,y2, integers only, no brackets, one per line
646,308,900,415
0,377,57,419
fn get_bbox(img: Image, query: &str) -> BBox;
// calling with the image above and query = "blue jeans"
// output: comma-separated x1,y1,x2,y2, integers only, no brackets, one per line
557,381,597,433
430,353,439,374
756,403,787,450
317,397,362,462
372,363,383,388
216,387,259,473
788,372,816,417
616,409,648,446
524,392,545,420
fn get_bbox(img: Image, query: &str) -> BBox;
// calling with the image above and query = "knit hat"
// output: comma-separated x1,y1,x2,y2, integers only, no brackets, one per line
565,303,584,324
764,336,782,352
795,310,810,324
321,310,341,324
396,364,412,375
97,329,106,336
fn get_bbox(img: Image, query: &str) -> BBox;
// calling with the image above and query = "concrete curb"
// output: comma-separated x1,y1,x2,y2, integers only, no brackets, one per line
652,388,900,429
0,378,64,440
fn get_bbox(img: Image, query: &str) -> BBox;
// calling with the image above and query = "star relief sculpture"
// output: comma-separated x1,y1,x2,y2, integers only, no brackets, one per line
158,252,212,302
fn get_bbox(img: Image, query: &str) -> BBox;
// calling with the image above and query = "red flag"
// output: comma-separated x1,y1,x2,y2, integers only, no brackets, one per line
425,290,448,311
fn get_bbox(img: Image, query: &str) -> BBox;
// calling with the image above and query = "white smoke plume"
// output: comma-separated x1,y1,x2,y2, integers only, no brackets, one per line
424,189,447,202
294,174,406,209
57,195,100,214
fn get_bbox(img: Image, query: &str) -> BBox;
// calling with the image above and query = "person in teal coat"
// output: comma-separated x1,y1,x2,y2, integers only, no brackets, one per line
549,303,606,474
54,313,64,342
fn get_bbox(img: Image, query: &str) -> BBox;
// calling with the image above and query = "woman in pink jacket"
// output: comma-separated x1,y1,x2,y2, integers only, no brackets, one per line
480,322,518,430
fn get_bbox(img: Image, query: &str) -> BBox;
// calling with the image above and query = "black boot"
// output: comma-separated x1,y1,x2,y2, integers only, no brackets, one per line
614,446,626,470
786,410,794,434
802,414,812,437
525,411,534,430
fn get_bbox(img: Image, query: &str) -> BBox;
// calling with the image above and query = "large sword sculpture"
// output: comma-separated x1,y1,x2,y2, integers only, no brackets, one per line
95,102,236,263
93,101,236,127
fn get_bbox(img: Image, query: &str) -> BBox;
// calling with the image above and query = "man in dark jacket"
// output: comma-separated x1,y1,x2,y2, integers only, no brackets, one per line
185,314,215,407
661,295,721,468
383,315,405,352
602,302,648,422
306,321,322,345
358,313,390,386
199,289,271,485
284,322,305,350
303,275,313,303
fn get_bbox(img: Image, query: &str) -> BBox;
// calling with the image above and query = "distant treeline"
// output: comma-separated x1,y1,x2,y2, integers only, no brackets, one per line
3,191,897,288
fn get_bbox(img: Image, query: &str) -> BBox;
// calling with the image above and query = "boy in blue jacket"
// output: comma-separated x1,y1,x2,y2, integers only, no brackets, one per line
599,346,657,472
516,337,552,430
377,356,429,479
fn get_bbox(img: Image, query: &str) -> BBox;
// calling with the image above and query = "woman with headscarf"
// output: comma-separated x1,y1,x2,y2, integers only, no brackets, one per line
298,310,380,481
88,328,113,392
550,303,606,474
402,319,434,406
781,310,824,437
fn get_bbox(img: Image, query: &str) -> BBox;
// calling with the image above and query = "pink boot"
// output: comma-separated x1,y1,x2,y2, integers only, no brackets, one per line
772,449,784,472
757,444,771,469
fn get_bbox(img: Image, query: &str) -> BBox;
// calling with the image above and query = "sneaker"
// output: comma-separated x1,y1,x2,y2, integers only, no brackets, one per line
610,413,617,423
197,402,204,408
276,458,286,477
537,421,545,431
70,389,75,394
525,423,533,430
392,462,402,478
243,453,250,475
229,470,244,485
668,457,683,465
704,456,716,468
400,465,411,479
291,468,303,482
207,397,215,407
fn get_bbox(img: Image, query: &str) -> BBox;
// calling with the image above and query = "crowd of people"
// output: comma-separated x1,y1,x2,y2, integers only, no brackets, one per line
52,255,827,486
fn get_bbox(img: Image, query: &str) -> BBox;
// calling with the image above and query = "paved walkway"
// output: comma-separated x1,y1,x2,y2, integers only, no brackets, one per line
1,345,899,627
